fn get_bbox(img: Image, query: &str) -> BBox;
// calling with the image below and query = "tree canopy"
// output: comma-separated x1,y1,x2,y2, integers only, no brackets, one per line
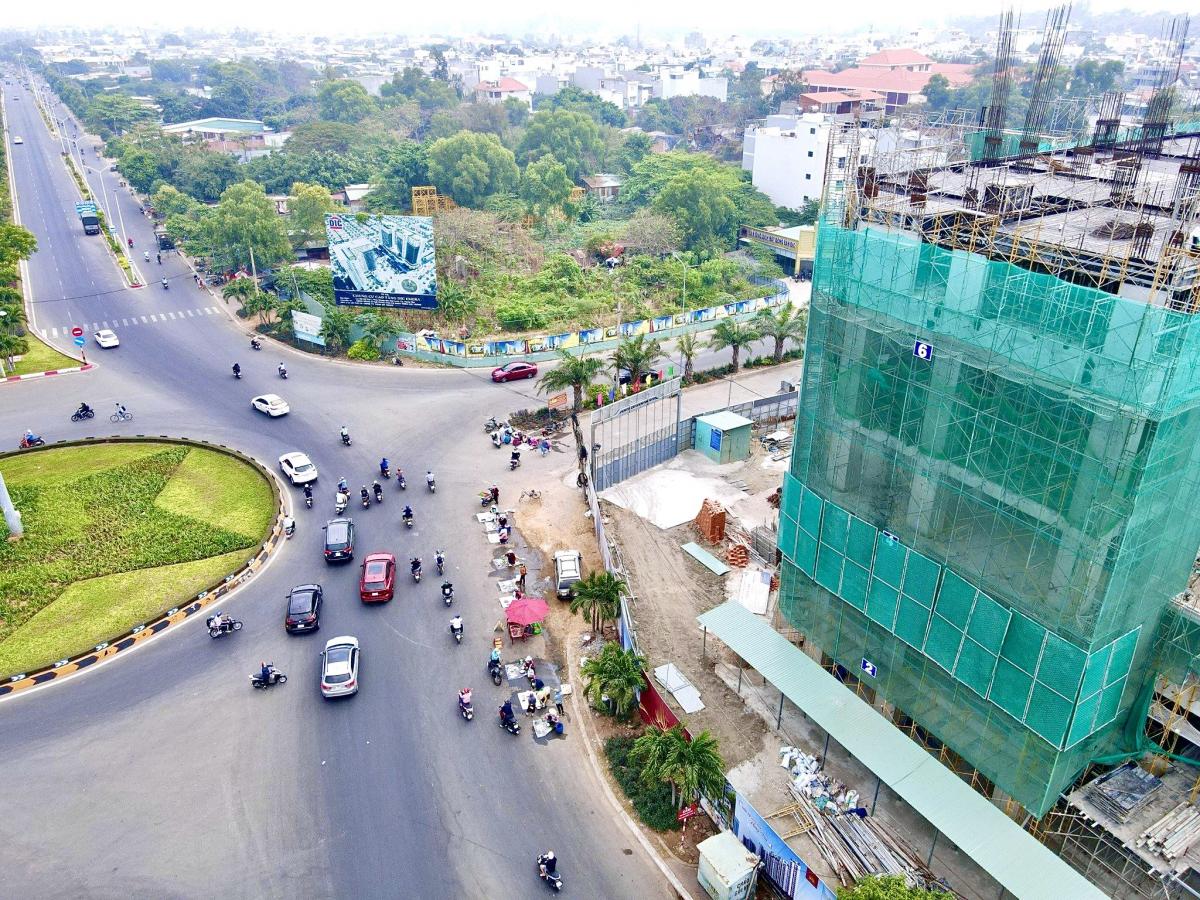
519,154,574,220
203,180,292,272
427,132,519,208
317,79,377,124
518,108,604,182
537,85,626,127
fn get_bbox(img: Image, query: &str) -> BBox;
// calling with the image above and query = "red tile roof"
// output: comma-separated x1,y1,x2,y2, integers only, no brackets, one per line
804,67,935,95
798,89,884,106
929,63,978,88
860,49,934,68
474,77,529,93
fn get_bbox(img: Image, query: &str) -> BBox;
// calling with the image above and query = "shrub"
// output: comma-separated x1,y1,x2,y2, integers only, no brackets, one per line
495,295,551,331
347,339,380,360
605,736,681,832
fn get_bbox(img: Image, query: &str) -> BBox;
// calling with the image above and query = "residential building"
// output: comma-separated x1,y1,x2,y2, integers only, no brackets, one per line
581,173,622,201
654,65,728,102
802,49,975,113
160,117,273,155
473,77,532,107
742,114,837,209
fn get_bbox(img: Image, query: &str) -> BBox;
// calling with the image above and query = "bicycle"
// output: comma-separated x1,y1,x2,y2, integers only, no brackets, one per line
110,408,134,423
519,489,542,502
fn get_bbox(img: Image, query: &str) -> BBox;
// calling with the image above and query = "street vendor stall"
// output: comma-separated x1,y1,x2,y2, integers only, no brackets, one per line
506,596,548,643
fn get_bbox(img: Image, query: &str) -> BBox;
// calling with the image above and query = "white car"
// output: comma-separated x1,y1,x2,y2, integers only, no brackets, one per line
251,394,290,417
320,635,360,698
11,136,22,145
93,329,119,348
278,451,318,485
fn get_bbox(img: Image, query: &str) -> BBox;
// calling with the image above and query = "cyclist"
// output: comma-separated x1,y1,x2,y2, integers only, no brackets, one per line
114,402,128,420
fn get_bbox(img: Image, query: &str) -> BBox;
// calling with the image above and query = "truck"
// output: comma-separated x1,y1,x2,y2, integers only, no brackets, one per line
75,200,100,236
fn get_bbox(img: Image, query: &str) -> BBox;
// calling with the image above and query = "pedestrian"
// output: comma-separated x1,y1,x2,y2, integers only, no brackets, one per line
490,485,500,505
518,562,527,592
554,686,564,717
505,549,518,567
498,514,508,530
539,438,550,457
156,252,161,264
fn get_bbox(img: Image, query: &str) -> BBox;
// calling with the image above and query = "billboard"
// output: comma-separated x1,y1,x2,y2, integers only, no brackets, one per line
327,214,437,309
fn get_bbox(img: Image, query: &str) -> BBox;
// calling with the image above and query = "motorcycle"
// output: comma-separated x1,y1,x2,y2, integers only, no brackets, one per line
397,472,407,490
380,464,391,479
284,520,296,539
70,408,95,422
479,491,495,508
277,367,288,380
441,583,454,606
373,484,384,504
488,658,504,686
250,339,262,351
498,711,521,735
403,511,413,529
537,859,563,893
335,492,349,515
250,670,287,689
304,493,313,510
426,475,436,493
18,435,45,449
233,369,242,380
361,492,371,510
435,552,445,576
450,621,464,644
510,454,521,471
491,431,502,449
483,416,507,433
459,696,474,721
206,616,243,638
340,432,352,447
411,561,422,583
161,279,169,290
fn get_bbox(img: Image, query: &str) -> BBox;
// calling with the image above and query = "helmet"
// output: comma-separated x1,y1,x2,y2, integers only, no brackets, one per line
546,851,555,860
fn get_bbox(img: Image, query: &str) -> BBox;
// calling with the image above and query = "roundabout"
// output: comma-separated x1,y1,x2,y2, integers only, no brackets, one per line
0,78,671,899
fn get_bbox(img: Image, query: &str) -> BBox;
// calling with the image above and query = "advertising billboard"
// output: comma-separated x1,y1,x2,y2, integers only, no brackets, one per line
327,214,437,310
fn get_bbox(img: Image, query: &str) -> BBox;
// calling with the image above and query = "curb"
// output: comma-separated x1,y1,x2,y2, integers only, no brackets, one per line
565,638,694,899
0,436,285,698
3,363,94,384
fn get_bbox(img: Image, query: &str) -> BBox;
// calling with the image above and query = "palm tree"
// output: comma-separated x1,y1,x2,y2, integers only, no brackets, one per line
754,304,807,364
356,312,396,350
320,308,356,352
581,642,647,718
666,728,725,809
631,725,678,803
537,349,605,412
676,332,698,383
0,332,27,374
222,276,257,305
612,333,664,386
569,570,627,632
708,318,761,373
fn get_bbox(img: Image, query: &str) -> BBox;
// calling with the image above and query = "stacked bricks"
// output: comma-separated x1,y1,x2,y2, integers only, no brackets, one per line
727,544,750,567
694,499,726,544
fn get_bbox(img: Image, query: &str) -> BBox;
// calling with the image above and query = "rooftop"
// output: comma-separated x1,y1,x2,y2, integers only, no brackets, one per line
473,76,529,93
161,117,267,134
859,48,934,68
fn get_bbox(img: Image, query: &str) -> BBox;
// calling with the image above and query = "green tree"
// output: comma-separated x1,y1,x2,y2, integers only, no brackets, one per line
612,334,664,385
427,132,519,207
653,171,738,254
623,152,776,232
175,151,241,202
86,93,156,137
537,349,606,412
676,332,698,382
203,180,292,272
287,181,335,249
0,332,28,374
617,130,653,173
538,85,626,127
581,642,646,718
0,224,38,267
317,79,376,124
632,725,725,809
151,184,202,219
621,209,682,257
503,96,530,127
381,66,459,113
838,875,953,900
922,74,952,110
708,318,761,372
518,108,603,181
356,312,396,349
519,154,574,220
754,304,807,363
569,570,628,632
319,307,355,351
367,142,429,212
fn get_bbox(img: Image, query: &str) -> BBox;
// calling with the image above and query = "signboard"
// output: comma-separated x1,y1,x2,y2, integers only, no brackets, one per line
73,336,86,347
913,340,934,361
71,326,84,337
291,310,326,347
676,803,699,822
861,658,877,678
547,393,569,411
709,428,723,451
328,214,437,310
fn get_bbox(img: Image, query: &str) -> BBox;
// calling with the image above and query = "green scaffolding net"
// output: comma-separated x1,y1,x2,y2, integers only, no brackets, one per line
778,220,1200,816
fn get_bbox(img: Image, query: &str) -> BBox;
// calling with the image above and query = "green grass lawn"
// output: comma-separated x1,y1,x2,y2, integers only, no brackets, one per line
5,335,79,377
0,442,275,675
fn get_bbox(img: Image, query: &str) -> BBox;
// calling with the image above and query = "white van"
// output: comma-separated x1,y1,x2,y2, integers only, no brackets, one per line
554,550,582,599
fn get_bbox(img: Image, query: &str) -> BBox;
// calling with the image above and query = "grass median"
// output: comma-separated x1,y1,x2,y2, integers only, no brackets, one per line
0,442,274,675
6,335,78,377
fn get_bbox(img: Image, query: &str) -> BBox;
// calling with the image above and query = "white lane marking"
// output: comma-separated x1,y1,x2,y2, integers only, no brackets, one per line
206,307,216,314
186,309,195,317
168,312,177,320
49,327,58,337
102,321,109,328
92,322,99,330
140,315,148,323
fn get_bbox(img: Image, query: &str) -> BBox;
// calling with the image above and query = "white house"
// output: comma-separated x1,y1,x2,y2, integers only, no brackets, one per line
473,77,532,108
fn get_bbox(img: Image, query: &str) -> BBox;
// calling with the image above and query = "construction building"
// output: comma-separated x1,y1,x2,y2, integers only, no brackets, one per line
773,8,1200,896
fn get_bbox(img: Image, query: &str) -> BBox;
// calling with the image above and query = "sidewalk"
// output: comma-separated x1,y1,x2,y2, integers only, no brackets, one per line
679,360,802,419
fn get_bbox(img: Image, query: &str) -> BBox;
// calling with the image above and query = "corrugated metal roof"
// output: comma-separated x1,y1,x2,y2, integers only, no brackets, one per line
698,411,753,431
696,602,1108,900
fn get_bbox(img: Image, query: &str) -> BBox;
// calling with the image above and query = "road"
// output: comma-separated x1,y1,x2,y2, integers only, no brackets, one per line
0,75,671,900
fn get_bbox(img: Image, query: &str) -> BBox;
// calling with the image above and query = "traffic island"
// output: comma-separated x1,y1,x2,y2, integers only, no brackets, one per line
0,439,280,690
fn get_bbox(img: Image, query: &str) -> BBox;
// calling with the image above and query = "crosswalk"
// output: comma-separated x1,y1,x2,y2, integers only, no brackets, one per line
42,306,222,337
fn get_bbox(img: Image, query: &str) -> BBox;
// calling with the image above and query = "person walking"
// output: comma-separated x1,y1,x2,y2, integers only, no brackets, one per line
517,562,528,592
554,686,564,717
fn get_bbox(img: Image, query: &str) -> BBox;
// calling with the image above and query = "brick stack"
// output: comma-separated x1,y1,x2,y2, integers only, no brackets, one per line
727,544,750,567
694,499,726,544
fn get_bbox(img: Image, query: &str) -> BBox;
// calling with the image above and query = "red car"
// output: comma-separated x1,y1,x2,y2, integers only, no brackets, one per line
359,553,396,602
491,361,538,382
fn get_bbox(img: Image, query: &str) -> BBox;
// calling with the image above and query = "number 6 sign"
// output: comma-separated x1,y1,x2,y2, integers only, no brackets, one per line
913,340,934,361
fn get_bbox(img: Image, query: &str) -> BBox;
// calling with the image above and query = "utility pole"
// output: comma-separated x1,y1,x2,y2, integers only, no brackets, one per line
249,244,260,292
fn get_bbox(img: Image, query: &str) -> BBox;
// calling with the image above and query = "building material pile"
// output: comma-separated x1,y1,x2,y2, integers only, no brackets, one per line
779,746,938,888
694,499,726,543
1138,802,1200,862
1085,762,1163,823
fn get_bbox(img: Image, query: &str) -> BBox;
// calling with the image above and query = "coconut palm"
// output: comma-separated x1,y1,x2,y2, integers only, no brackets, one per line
569,570,627,632
537,349,605,412
631,725,678,802
221,276,258,305
612,334,664,386
356,312,396,350
676,332,698,383
666,728,725,808
0,332,27,373
319,307,356,352
581,642,647,718
754,304,807,364
707,318,761,373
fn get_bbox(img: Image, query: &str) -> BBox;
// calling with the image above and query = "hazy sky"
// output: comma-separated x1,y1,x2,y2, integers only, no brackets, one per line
7,0,1196,39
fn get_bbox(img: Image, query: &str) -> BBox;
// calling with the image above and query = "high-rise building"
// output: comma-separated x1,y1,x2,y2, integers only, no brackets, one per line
777,118,1200,818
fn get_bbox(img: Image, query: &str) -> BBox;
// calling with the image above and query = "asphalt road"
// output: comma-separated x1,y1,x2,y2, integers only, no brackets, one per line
0,75,672,900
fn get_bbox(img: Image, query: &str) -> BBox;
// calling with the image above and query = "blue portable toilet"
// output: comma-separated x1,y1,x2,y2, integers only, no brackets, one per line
694,411,753,464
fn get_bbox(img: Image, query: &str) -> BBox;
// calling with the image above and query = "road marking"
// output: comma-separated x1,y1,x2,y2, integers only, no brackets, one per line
49,327,58,337
168,312,177,320
186,309,195,317
121,318,129,326
102,321,109,328
140,315,148,323
92,322,99,330
206,307,216,314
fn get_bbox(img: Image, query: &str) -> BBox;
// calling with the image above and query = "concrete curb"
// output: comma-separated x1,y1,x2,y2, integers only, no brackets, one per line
565,638,693,899
0,436,285,697
3,363,95,384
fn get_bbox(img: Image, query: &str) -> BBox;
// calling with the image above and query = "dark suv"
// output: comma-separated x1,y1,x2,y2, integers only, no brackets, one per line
323,518,355,563
285,584,323,633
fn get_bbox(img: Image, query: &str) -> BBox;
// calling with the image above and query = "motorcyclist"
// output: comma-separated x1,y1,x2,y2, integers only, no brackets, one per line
360,486,370,506
282,514,295,536
372,480,383,502
250,337,261,350
490,646,502,665
435,549,445,571
23,428,38,444
425,470,435,489
161,277,168,289
232,362,241,377
302,483,313,503
210,611,225,632
410,557,422,575
260,661,274,684
379,457,390,477
335,489,349,511
76,402,92,417
510,449,521,468
143,250,150,262
337,476,349,494
441,581,453,602
539,851,557,877
277,362,287,378
339,426,350,445
402,504,413,523
458,687,472,711
450,615,463,638
500,699,515,725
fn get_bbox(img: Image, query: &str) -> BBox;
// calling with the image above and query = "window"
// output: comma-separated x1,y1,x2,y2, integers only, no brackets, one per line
807,150,814,157
805,174,812,180
810,127,816,135
803,195,809,202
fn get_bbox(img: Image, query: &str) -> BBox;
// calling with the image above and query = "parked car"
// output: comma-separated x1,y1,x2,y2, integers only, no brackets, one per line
251,394,290,417
284,583,323,633
93,329,119,348
323,518,355,563
617,368,657,387
491,361,538,383
278,451,318,486
554,549,582,599
359,552,396,602
320,635,360,698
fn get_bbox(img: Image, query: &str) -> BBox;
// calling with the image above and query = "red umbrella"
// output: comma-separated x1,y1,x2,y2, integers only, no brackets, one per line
506,596,549,626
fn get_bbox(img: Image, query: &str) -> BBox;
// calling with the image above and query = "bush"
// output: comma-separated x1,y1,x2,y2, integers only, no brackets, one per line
347,339,380,360
495,295,551,331
604,736,681,832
